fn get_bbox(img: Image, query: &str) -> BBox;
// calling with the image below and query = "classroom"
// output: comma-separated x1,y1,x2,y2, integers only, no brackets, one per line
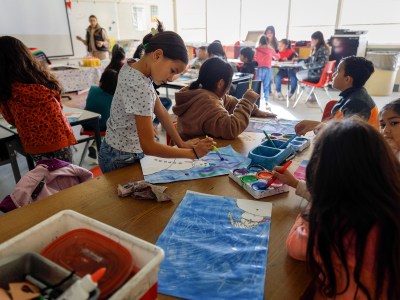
0,0,400,299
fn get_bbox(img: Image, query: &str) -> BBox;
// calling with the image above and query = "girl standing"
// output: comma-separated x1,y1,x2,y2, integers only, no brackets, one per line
254,35,280,103
98,21,214,173
0,36,76,163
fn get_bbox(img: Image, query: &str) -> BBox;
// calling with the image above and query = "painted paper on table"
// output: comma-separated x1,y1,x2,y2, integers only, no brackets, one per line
293,159,308,181
140,145,251,184
157,191,272,300
65,112,82,123
245,118,298,134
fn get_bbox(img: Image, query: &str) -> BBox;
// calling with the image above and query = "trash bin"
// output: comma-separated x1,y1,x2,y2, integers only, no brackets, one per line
364,51,400,96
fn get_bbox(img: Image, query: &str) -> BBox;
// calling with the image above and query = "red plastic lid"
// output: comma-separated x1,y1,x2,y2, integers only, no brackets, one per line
41,228,133,299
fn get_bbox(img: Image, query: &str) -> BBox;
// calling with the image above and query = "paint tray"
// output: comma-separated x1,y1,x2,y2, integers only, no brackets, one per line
228,167,289,199
248,139,296,171
266,133,310,152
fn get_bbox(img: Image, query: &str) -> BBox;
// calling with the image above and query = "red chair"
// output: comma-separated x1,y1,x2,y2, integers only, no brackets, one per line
293,60,336,111
321,100,338,122
79,128,106,166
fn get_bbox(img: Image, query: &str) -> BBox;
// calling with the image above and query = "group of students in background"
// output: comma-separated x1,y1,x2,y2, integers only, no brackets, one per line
238,26,330,104
1,16,400,299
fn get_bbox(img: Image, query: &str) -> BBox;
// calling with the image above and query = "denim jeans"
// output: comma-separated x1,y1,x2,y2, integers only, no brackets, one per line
98,139,144,173
275,68,298,94
257,67,272,101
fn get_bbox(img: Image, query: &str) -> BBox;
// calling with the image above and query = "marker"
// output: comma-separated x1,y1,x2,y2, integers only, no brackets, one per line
263,130,276,148
265,160,292,188
248,78,252,90
206,135,224,161
278,134,297,149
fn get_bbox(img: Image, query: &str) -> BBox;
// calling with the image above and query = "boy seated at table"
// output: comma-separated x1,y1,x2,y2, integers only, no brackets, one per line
173,57,276,140
295,56,378,135
239,47,257,76
190,46,208,69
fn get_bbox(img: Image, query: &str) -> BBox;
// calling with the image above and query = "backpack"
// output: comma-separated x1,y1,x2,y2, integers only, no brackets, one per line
0,159,93,212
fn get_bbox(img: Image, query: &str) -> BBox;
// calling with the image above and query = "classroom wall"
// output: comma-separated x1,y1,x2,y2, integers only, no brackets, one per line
66,0,174,59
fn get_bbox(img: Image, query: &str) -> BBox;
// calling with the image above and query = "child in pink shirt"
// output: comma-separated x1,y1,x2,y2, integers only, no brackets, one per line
254,35,279,103
272,118,400,300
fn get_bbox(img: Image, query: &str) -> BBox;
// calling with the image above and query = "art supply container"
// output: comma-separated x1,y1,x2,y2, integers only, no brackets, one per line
248,140,295,170
0,210,164,300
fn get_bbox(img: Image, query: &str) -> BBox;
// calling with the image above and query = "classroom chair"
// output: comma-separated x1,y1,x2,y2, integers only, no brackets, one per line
321,100,338,122
234,80,262,107
79,128,106,166
292,60,336,111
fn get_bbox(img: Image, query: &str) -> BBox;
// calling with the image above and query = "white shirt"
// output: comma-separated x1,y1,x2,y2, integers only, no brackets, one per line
105,61,156,153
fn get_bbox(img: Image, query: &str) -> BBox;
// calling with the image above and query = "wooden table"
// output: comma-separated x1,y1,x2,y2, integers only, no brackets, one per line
0,132,311,299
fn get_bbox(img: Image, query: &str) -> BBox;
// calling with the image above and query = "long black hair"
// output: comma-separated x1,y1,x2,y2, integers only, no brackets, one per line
0,36,62,102
305,118,400,299
311,31,329,51
189,57,232,93
141,20,188,64
105,44,125,73
207,41,227,60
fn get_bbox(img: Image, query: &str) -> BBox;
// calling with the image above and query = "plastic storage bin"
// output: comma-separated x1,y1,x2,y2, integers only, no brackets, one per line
0,210,165,300
248,140,295,170
365,51,400,96
0,252,99,299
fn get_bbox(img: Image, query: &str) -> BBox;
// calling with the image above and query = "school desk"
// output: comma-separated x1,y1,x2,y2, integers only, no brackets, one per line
0,107,101,182
0,132,312,299
272,61,303,108
162,72,254,98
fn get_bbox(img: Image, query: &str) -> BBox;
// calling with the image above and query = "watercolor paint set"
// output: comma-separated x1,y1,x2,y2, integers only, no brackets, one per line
229,165,289,199
248,139,296,171
266,133,310,152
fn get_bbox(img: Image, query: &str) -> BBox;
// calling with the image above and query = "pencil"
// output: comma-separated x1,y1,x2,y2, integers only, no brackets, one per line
263,130,276,148
265,160,292,188
248,78,252,90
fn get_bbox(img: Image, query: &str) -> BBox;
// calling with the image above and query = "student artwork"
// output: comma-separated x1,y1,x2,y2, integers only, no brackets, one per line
140,145,251,184
157,191,272,300
64,112,82,123
293,159,308,181
245,118,299,134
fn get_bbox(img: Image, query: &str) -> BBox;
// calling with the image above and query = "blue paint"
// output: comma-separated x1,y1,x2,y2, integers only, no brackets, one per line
251,181,268,191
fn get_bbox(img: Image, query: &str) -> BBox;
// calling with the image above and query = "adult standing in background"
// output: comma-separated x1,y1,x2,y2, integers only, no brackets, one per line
76,15,110,60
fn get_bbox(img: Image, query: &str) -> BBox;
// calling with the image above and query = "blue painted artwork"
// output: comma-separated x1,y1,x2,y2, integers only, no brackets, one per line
157,191,272,300
245,118,299,134
141,145,251,184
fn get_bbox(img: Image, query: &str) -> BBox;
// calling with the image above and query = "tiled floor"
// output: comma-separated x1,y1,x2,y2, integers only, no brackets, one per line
1,86,399,200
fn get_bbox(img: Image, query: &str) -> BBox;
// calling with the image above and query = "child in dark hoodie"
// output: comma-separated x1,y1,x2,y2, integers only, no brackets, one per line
172,57,276,140
239,47,257,76
254,35,280,103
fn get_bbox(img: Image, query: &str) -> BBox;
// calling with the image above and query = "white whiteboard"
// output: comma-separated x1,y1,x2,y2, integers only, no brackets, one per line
0,0,74,57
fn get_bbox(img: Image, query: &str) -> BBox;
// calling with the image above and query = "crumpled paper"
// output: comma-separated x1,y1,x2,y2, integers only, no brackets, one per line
117,180,171,202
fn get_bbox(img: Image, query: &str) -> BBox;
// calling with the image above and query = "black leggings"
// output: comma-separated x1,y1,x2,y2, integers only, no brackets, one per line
30,147,73,164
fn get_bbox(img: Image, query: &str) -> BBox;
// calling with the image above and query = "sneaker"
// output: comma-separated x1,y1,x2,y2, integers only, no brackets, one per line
276,92,285,100
307,94,317,103
289,93,295,100
88,145,97,159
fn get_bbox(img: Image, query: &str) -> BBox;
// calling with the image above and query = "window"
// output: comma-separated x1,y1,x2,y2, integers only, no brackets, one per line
132,5,146,31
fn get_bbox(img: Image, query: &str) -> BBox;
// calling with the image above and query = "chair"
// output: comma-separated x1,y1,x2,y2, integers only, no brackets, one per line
293,60,336,111
321,100,338,122
234,80,262,107
79,128,106,166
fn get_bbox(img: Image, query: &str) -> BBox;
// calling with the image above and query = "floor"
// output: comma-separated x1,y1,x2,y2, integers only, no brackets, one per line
1,85,399,200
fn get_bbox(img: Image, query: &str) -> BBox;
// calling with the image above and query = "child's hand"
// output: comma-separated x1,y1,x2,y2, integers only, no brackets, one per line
254,110,277,118
193,137,216,158
243,89,260,104
295,120,321,136
271,167,299,188
181,138,200,149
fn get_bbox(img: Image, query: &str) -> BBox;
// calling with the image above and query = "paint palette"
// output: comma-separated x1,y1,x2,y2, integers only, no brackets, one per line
265,133,310,152
248,139,296,171
229,165,289,199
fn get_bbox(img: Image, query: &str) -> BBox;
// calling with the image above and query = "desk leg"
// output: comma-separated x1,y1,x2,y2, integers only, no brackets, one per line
286,76,290,108
6,141,21,183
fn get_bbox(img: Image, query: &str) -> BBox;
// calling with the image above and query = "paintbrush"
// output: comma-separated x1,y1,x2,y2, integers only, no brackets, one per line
265,160,292,188
248,78,252,90
278,133,297,149
206,135,224,161
263,130,276,148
